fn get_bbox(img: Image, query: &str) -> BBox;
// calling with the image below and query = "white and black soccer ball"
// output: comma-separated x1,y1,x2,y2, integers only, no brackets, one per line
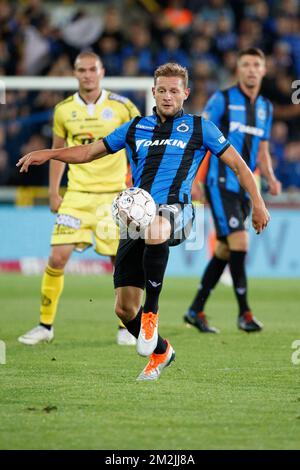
112,187,156,231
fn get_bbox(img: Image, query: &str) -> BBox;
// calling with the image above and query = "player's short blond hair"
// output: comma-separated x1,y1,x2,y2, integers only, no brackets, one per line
154,63,189,88
74,51,103,69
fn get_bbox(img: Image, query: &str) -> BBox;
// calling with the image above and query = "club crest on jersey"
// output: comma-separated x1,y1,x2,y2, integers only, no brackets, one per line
176,123,189,132
257,108,266,120
101,108,114,120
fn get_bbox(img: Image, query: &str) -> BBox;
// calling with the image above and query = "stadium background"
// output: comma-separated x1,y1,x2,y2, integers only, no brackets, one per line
0,0,300,452
0,0,300,277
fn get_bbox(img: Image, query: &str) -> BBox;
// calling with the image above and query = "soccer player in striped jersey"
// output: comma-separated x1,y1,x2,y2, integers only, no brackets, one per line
18,51,139,347
17,62,270,380
185,48,281,334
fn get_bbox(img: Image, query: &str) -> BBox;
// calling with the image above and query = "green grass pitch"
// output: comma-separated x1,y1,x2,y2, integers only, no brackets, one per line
0,274,299,450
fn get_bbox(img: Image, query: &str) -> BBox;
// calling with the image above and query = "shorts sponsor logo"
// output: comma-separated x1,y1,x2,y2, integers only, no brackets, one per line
56,214,81,230
229,216,239,228
218,135,226,144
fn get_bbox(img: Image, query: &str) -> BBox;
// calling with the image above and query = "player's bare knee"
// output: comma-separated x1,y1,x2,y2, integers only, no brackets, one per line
115,303,136,322
228,231,249,252
114,304,126,321
215,242,230,260
49,251,69,269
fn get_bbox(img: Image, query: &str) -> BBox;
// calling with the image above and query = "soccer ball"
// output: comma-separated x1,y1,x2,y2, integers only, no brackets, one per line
112,187,156,231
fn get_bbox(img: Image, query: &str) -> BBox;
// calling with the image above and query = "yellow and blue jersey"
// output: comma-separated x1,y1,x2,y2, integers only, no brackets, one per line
53,90,140,193
203,84,273,194
103,108,230,205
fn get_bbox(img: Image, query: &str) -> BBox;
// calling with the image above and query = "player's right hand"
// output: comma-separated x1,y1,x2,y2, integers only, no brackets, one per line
16,150,52,173
49,193,63,213
252,202,270,234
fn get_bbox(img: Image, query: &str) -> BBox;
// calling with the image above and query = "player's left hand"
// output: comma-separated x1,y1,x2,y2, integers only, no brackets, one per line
252,202,270,234
16,150,52,173
268,178,281,196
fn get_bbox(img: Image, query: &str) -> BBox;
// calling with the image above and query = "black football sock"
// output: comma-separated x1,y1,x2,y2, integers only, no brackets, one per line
123,307,142,338
40,322,52,330
229,250,250,315
124,307,167,354
153,336,168,355
143,241,169,314
190,256,228,312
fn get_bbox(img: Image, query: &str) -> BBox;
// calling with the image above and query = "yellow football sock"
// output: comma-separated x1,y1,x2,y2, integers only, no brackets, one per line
40,265,64,326
119,319,126,329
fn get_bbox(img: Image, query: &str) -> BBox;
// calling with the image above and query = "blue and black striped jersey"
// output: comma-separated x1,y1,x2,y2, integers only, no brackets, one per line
203,85,273,194
103,109,230,204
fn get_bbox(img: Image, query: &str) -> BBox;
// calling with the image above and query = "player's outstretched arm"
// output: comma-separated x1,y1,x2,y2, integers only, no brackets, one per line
220,145,270,234
16,140,108,173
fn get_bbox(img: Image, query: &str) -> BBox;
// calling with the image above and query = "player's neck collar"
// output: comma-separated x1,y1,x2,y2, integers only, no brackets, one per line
153,106,184,123
237,83,259,104
76,90,106,106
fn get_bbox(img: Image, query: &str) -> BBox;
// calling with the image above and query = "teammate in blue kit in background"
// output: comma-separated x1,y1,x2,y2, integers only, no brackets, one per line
185,48,281,334
17,62,270,381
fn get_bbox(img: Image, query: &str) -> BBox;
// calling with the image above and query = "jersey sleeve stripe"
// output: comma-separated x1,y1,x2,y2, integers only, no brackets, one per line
103,137,114,154
126,116,143,168
261,99,271,141
217,90,230,182
216,142,230,157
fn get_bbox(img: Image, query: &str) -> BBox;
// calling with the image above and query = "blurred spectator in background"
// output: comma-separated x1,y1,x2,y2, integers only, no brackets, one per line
61,9,103,52
270,121,289,183
282,143,300,191
122,22,154,75
94,34,122,76
156,30,189,68
162,0,193,33
215,15,237,55
0,149,10,185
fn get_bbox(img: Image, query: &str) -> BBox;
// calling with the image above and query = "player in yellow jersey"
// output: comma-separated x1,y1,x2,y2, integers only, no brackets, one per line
18,51,140,346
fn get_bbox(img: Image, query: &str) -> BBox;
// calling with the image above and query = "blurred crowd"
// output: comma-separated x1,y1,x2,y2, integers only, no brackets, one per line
0,0,300,191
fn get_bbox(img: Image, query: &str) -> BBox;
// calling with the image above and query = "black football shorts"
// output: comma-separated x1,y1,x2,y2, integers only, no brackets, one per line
205,185,251,240
113,203,194,289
